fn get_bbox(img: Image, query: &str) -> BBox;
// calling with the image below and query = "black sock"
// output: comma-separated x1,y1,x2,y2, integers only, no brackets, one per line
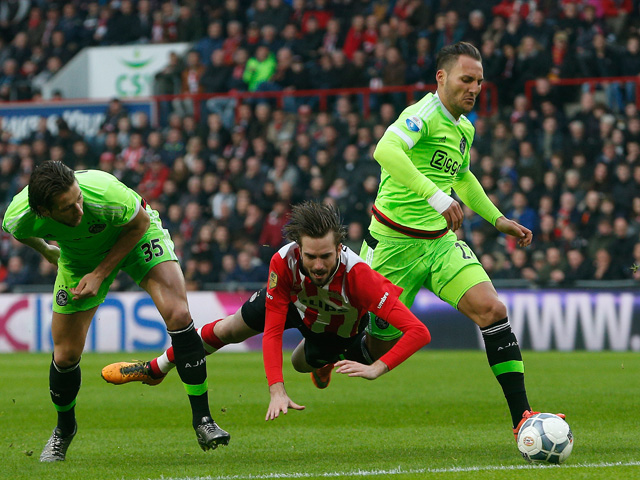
480,318,530,428
169,321,211,428
49,358,81,436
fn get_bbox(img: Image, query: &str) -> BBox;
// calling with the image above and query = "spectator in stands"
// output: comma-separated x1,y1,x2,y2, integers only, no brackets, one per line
564,248,594,284
509,248,537,282
211,225,237,274
104,0,141,45
620,36,640,105
138,155,170,201
602,0,633,39
219,254,237,284
592,248,624,280
587,217,616,259
0,255,31,293
70,140,97,169
226,248,268,284
579,33,623,111
258,200,289,256
242,45,276,92
537,247,567,286
611,217,636,262
508,191,538,234
176,5,203,43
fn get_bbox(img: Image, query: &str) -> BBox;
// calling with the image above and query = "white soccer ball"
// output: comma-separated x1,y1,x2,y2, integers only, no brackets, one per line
516,413,573,464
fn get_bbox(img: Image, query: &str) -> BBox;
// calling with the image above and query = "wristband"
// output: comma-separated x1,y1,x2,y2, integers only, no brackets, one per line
427,189,454,214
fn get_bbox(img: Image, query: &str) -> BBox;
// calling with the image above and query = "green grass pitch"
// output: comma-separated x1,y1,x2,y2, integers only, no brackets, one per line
1,350,639,480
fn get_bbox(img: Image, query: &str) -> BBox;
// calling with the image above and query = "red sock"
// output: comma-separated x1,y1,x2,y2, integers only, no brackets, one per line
150,319,226,376
200,319,226,350
149,358,165,377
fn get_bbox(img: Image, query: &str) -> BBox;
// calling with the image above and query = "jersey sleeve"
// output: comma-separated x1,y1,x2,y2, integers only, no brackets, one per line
453,169,503,225
347,263,431,370
102,176,141,226
373,124,440,201
263,253,294,385
1,189,33,239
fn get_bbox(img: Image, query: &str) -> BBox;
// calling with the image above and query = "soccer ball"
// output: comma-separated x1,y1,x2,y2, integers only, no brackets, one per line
516,413,573,464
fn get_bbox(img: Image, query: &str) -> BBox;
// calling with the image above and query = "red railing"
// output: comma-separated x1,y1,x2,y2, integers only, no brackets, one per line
152,82,499,123
524,76,640,109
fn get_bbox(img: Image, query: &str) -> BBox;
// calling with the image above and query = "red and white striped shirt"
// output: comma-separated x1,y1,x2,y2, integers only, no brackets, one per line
263,242,430,385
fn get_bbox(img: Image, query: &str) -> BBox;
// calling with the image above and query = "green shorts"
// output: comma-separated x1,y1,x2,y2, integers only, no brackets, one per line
360,230,490,340
52,209,178,314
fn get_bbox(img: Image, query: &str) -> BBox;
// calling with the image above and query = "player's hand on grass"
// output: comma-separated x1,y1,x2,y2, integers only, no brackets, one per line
335,359,389,380
43,244,61,266
266,382,305,421
495,216,533,247
71,271,105,300
441,200,464,231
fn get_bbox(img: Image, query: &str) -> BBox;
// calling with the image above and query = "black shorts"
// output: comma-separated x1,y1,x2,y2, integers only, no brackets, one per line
241,288,372,368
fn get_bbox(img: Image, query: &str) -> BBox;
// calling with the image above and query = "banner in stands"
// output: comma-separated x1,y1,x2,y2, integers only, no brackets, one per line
0,100,154,142
88,43,191,98
0,290,638,353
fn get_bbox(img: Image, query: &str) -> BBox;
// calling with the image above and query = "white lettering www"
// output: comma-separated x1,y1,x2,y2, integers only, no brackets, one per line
504,293,634,351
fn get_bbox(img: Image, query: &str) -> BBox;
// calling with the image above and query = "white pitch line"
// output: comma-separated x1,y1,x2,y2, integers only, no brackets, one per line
151,460,640,480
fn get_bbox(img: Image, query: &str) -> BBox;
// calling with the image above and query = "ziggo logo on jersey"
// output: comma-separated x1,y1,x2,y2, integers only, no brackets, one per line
430,150,461,176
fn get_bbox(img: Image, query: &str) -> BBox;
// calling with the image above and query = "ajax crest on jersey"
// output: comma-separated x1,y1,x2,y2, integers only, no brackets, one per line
56,289,69,306
89,223,106,234
459,136,467,154
405,116,423,132
517,413,573,464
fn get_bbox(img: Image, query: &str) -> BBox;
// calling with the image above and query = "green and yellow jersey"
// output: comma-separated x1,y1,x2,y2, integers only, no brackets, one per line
2,170,142,263
371,92,502,238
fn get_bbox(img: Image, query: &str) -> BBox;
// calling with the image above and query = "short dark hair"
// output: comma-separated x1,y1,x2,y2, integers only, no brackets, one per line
436,41,482,72
28,161,76,215
283,201,346,246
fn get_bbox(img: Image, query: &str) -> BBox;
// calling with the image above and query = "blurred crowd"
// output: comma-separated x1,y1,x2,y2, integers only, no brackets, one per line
1,0,640,292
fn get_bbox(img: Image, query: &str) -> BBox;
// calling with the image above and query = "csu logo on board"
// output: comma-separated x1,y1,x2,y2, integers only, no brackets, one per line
430,150,461,176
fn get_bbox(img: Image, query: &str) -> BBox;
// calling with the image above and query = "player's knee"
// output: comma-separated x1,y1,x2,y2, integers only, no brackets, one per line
291,359,307,373
53,349,82,367
162,304,191,330
483,299,507,326
471,298,507,328
290,353,310,373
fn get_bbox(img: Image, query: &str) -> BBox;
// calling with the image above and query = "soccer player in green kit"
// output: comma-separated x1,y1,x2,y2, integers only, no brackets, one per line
359,42,563,440
2,161,229,461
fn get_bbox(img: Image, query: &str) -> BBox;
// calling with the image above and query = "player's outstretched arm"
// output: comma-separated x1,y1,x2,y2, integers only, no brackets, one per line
17,237,60,265
495,216,533,248
335,359,389,380
265,382,305,421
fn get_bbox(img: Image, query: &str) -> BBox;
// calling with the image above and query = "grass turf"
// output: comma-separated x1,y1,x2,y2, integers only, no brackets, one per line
0,350,639,480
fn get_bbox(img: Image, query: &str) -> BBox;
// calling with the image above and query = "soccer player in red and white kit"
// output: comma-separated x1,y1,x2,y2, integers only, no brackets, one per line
102,201,431,420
